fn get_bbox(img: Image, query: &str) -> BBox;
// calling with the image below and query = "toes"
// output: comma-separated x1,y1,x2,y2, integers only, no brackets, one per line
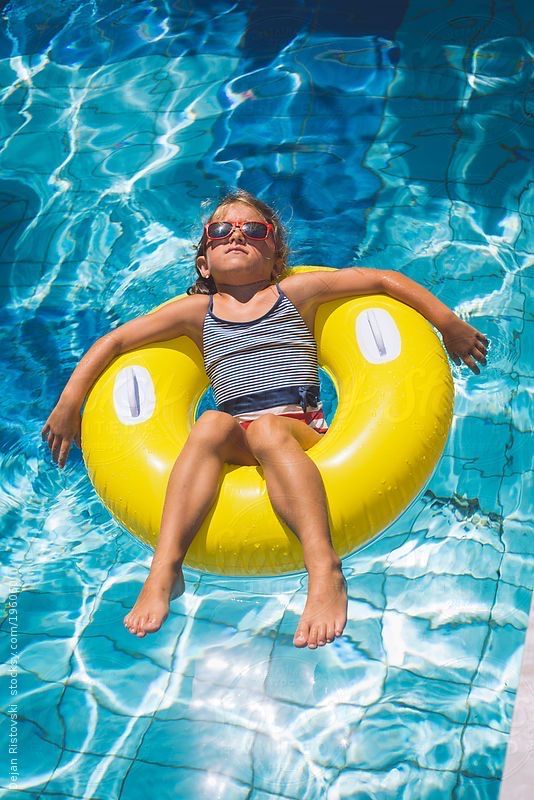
307,625,319,649
124,609,165,636
138,614,159,634
294,625,309,647
326,621,335,643
316,624,327,646
124,614,139,635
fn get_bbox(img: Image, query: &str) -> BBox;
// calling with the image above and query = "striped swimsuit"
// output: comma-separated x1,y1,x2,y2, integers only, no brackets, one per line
202,283,329,434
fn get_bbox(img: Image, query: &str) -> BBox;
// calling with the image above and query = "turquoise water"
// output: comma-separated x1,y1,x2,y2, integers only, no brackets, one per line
1,1,532,798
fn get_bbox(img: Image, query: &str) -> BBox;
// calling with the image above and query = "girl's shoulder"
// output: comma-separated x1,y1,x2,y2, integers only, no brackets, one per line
277,268,333,308
181,292,211,329
278,265,385,313
277,272,327,331
167,292,210,351
152,292,210,335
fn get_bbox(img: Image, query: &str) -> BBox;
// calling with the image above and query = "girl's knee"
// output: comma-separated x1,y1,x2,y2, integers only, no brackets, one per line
189,410,257,466
246,414,291,455
191,410,235,447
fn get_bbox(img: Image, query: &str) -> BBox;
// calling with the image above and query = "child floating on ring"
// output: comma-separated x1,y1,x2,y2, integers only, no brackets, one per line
41,189,489,650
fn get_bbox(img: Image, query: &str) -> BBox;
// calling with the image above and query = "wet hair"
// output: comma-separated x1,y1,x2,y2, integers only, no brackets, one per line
186,189,290,295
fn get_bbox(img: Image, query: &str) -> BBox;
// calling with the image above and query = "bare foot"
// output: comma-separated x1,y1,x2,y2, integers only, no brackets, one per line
293,562,347,649
123,564,185,638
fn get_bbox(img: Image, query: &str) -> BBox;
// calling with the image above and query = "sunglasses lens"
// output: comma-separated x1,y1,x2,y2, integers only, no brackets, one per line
242,222,269,239
207,222,233,238
206,221,270,239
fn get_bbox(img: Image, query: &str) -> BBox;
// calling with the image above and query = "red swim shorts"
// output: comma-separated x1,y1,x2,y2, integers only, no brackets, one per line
235,404,329,434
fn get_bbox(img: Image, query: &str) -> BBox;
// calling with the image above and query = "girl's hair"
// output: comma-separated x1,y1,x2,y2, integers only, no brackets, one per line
186,189,289,295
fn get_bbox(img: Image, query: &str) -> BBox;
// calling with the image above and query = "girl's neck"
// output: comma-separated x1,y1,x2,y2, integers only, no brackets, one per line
214,279,274,304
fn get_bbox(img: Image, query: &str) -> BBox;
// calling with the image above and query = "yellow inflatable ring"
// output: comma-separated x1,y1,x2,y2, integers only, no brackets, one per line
81,266,454,576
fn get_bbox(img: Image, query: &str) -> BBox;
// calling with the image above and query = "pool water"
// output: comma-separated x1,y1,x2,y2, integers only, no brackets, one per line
0,1,532,798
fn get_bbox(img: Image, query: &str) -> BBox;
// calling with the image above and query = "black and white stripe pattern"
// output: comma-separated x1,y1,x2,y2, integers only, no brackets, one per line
202,284,321,413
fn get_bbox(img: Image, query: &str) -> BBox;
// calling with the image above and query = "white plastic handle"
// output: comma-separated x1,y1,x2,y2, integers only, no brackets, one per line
356,308,401,364
113,365,156,425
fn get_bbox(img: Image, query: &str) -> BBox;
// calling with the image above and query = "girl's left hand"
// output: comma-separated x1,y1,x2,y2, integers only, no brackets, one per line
440,315,489,374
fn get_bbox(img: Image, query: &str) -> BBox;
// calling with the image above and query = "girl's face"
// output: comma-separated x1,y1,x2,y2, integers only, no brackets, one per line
196,201,278,287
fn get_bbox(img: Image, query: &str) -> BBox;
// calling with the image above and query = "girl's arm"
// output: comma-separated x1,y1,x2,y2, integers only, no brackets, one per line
283,267,488,374
58,333,120,410
380,270,488,374
41,333,121,468
41,295,202,468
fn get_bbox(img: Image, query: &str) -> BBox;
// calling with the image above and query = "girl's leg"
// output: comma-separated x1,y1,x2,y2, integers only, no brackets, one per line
245,414,348,650
124,411,258,637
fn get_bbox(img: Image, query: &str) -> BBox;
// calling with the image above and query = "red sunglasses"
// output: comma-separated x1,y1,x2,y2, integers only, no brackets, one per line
204,220,273,241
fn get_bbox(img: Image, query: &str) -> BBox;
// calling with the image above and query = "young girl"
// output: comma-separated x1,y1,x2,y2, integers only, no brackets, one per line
41,189,488,650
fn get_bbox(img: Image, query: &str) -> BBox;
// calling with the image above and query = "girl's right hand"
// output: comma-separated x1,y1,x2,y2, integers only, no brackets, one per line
41,400,82,469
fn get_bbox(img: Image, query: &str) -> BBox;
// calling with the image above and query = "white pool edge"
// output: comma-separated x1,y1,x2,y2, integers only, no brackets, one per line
499,591,534,799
